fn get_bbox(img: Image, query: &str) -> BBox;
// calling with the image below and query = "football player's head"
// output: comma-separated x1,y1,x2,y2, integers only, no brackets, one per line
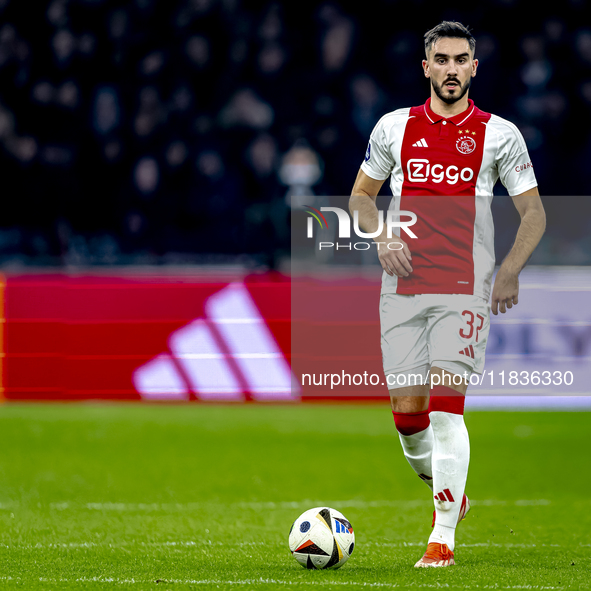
423,21,478,105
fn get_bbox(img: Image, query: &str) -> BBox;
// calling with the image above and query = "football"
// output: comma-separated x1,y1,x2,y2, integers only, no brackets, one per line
288,507,355,569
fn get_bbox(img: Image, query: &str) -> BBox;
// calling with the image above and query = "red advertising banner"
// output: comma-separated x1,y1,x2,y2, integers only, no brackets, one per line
3,268,587,404
291,274,385,400
1,271,295,401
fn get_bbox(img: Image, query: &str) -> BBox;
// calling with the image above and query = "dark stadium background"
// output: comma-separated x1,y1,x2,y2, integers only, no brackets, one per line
0,0,589,268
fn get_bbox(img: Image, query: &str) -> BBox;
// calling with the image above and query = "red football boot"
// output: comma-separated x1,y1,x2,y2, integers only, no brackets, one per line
414,542,455,568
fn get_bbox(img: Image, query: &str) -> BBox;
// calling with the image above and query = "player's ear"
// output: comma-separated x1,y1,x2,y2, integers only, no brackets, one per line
472,58,478,77
422,59,430,78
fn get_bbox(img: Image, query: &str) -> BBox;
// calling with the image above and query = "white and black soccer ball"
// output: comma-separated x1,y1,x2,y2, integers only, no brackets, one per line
288,507,355,569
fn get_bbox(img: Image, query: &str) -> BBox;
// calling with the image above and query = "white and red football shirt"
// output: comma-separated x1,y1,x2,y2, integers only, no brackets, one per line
360,98,537,301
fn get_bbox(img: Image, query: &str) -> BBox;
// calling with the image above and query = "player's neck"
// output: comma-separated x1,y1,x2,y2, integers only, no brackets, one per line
429,92,471,118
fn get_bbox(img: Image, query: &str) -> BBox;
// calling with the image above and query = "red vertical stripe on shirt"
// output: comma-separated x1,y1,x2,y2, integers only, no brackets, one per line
396,103,491,295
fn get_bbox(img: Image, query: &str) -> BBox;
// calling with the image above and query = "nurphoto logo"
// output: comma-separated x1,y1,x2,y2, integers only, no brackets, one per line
305,205,418,251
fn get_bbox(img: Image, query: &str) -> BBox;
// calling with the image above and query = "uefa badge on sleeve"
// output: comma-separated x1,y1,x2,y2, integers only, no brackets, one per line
365,142,371,161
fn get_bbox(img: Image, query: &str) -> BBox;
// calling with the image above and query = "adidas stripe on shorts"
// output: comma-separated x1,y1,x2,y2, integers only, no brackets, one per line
380,293,490,388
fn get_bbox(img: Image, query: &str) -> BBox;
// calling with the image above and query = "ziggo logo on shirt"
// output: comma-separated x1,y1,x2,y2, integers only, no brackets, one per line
407,159,474,185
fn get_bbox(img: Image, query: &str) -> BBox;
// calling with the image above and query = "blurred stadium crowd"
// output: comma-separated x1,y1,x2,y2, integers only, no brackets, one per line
0,0,590,267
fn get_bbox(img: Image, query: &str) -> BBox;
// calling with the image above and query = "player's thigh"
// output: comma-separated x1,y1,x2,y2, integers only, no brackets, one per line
427,294,491,379
380,293,430,391
429,366,468,395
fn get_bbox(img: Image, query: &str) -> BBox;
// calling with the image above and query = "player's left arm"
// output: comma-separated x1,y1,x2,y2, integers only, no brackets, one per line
491,186,546,315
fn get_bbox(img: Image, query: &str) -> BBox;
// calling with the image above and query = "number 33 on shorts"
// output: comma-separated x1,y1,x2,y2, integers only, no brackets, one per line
456,306,489,372
460,310,485,341
380,294,490,379
421,295,490,375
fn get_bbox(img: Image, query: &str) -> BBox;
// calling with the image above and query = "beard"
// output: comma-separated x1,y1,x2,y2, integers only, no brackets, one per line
431,77,471,105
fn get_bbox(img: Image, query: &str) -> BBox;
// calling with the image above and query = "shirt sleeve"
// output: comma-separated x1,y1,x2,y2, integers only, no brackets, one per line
360,116,394,181
496,121,538,196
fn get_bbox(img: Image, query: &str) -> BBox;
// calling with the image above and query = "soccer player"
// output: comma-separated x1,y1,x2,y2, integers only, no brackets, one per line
349,21,546,567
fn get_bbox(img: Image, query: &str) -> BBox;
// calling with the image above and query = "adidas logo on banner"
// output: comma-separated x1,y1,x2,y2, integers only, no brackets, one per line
459,345,475,359
132,283,300,402
412,138,428,147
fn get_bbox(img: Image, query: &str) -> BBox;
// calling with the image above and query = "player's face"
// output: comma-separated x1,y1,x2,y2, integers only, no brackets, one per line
422,38,478,105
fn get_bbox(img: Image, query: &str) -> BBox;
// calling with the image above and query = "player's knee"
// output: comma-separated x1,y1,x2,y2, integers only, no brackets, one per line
390,393,429,414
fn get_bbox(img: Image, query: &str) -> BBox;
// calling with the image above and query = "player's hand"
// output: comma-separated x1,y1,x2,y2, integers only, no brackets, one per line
376,236,413,277
491,267,519,315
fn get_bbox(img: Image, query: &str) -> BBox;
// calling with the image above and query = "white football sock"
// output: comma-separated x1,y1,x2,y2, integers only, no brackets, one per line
398,426,434,491
428,411,470,552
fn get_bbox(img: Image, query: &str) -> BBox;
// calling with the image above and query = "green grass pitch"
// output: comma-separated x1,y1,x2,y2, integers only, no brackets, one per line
0,403,589,590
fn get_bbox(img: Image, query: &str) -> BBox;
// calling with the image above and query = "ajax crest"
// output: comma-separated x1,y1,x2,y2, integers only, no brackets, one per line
456,135,476,154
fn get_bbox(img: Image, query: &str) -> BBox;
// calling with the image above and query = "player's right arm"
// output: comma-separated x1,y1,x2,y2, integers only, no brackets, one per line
349,169,413,277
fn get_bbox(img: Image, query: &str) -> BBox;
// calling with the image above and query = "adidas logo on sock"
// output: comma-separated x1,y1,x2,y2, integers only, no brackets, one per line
434,489,455,502
412,138,428,147
132,283,299,402
459,345,475,359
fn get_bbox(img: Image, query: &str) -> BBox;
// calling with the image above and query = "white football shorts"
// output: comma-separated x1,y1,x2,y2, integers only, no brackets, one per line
380,293,491,389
